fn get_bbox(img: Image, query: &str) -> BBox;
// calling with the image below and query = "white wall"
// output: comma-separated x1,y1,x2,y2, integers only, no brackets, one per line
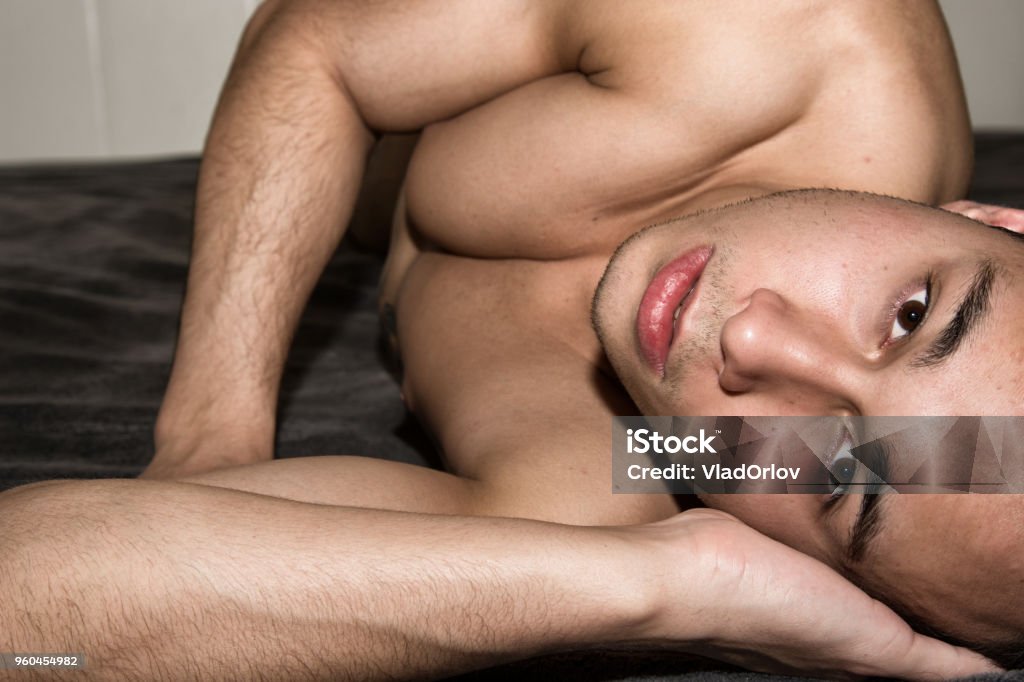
0,0,1022,163
0,0,257,162
939,0,1024,130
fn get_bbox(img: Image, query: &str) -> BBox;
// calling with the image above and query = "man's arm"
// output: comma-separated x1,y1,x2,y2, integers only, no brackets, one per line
150,0,562,477
0,479,996,680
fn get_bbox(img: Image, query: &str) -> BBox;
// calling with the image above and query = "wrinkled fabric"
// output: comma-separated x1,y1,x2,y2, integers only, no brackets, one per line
0,158,431,488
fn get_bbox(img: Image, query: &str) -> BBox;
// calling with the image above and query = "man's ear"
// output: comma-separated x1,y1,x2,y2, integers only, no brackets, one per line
941,200,1024,233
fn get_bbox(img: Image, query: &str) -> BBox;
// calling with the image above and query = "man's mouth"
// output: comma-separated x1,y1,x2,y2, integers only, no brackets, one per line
636,246,713,377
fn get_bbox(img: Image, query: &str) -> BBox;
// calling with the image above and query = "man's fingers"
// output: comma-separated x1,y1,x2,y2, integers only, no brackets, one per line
888,633,1002,680
941,199,1024,232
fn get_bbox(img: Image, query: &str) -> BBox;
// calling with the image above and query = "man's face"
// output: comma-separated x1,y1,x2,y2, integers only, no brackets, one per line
591,189,1024,648
592,190,1024,417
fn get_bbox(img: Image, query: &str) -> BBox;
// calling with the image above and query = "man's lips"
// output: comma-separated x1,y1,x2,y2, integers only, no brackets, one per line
636,246,713,376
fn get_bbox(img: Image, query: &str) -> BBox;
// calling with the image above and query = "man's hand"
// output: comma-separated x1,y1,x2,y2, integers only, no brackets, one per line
942,200,1024,231
627,509,999,679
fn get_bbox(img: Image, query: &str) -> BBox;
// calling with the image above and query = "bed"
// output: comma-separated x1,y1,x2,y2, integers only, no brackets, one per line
1,134,1021,680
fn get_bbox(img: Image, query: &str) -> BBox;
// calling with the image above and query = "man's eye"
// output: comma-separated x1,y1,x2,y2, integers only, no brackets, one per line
828,451,859,498
890,288,928,340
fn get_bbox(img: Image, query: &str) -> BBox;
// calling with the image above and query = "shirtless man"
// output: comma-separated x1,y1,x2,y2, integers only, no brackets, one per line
1,0,1020,678
149,0,976,510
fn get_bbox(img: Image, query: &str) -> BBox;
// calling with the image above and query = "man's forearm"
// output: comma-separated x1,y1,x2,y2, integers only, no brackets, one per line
0,480,998,680
154,4,374,466
0,480,661,681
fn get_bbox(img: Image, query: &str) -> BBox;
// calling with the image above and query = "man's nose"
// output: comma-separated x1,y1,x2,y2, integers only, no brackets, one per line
718,288,857,401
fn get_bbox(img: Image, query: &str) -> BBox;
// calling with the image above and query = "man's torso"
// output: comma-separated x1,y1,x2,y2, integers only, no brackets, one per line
370,0,969,511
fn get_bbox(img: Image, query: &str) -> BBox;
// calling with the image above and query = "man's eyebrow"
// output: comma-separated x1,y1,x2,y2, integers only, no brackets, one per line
848,493,886,563
846,442,890,563
911,260,998,369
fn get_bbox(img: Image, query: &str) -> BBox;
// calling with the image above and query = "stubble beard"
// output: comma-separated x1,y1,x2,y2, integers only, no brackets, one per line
591,237,736,415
